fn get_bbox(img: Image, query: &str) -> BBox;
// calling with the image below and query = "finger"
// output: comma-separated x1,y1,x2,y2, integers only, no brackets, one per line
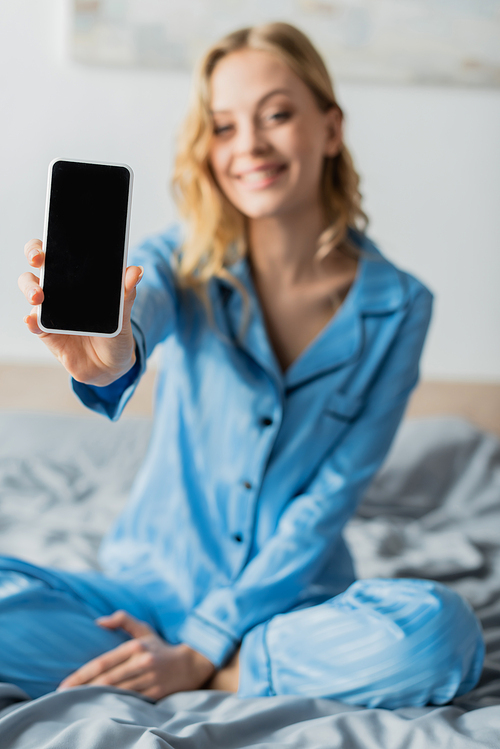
23,309,44,336
143,684,169,701
24,239,44,268
119,266,143,326
90,670,160,697
18,271,44,305
84,652,154,689
58,638,141,688
96,609,153,639
124,265,144,295
114,674,158,695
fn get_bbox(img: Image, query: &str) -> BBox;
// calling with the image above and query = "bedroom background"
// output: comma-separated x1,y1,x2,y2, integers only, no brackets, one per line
1,6,500,742
0,0,499,434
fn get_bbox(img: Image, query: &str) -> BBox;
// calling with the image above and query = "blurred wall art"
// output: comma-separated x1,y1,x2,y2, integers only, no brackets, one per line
72,0,500,86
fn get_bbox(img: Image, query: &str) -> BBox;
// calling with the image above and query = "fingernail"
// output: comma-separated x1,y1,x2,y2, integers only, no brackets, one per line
28,249,39,262
135,266,144,285
29,289,37,302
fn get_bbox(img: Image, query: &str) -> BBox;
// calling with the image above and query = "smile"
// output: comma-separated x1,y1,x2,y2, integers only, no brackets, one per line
236,164,287,186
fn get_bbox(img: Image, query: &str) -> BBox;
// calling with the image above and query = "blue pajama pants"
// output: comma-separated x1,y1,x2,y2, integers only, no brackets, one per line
0,557,484,709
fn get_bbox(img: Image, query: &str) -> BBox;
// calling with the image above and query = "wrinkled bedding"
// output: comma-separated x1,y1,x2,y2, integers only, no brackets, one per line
0,411,499,748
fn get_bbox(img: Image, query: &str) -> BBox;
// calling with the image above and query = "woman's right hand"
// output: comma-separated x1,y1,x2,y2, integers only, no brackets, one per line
18,239,144,387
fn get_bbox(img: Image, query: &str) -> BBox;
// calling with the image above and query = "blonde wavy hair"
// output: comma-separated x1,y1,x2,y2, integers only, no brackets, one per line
172,22,368,318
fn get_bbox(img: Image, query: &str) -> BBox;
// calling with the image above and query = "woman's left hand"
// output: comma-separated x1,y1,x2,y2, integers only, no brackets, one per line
58,610,216,700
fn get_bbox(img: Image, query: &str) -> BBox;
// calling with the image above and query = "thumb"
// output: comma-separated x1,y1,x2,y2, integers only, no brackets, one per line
125,265,144,294
121,265,143,324
96,609,153,639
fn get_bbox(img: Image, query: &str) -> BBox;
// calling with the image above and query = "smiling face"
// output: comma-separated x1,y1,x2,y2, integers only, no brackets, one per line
208,48,342,222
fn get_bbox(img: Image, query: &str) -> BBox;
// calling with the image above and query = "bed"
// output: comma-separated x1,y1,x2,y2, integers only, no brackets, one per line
0,409,499,748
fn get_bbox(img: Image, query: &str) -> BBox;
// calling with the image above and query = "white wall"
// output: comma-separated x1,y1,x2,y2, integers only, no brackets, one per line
1,0,499,380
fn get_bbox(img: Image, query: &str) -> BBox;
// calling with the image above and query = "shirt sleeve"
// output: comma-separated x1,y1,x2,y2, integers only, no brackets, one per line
71,227,181,420
177,284,434,667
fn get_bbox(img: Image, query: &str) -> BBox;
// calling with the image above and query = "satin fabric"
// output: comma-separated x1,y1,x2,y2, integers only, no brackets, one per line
239,578,484,706
0,226,485,705
0,561,484,705
72,225,440,668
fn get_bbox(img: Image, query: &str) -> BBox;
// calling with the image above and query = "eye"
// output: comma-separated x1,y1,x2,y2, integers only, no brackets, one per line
262,109,292,127
213,123,233,136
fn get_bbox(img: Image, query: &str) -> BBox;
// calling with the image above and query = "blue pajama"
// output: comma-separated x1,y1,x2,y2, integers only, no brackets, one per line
0,559,483,706
0,226,485,705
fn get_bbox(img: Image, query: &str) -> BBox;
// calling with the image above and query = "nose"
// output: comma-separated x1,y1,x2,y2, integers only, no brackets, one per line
234,119,268,156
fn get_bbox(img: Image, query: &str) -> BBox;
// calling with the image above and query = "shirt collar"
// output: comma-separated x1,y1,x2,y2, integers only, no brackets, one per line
215,231,408,389
352,231,407,314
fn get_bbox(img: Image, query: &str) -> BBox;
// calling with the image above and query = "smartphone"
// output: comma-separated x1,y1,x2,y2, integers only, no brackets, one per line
39,158,133,337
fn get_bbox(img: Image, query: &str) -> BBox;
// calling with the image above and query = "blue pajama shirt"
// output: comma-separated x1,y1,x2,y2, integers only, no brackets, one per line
0,226,484,705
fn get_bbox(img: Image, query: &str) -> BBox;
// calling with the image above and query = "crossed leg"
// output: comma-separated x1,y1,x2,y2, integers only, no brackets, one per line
0,559,484,708
0,558,160,699
236,578,484,708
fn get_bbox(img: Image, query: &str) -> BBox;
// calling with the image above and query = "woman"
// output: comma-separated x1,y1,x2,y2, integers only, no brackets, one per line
14,23,483,707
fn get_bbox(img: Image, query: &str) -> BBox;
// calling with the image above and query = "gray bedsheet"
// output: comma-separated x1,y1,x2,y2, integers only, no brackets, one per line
0,411,499,748
1,688,500,749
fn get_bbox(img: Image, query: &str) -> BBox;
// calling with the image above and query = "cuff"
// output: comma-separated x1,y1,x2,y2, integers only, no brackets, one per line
238,621,274,697
72,322,146,421
178,612,239,669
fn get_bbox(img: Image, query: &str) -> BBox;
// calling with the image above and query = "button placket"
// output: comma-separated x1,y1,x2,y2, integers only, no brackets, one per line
229,480,252,545
230,396,281,558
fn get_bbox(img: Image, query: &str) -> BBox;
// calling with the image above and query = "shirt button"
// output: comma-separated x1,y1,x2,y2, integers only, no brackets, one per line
233,533,243,543
260,416,273,427
242,480,252,490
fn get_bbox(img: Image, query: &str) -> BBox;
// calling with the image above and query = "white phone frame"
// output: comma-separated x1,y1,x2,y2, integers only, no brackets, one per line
38,157,134,338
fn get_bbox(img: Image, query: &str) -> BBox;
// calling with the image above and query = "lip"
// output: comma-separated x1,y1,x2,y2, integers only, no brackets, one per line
233,162,288,189
235,162,286,176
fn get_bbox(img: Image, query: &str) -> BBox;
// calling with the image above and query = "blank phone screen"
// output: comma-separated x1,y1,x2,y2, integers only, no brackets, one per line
41,160,131,335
